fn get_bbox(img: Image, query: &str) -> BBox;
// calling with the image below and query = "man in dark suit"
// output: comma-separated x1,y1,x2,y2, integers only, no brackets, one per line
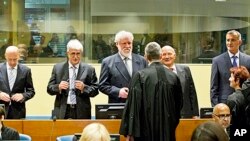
120,42,183,141
47,39,98,119
161,45,199,118
99,30,147,103
0,46,35,119
211,30,250,106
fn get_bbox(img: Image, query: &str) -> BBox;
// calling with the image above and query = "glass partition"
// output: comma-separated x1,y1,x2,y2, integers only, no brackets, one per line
0,0,250,63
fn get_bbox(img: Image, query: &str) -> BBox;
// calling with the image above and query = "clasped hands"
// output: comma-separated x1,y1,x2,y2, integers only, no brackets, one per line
59,80,85,93
0,92,24,102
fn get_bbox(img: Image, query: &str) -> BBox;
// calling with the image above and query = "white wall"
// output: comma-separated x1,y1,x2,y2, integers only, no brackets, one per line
26,63,211,116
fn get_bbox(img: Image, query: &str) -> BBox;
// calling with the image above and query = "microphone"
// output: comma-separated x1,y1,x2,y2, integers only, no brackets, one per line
50,110,57,141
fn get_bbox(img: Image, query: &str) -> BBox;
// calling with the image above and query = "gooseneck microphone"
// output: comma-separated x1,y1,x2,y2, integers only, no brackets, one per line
50,110,57,141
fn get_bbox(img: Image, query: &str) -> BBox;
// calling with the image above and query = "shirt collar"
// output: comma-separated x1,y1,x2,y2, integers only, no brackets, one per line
68,62,79,69
228,50,239,58
6,63,17,70
119,52,132,60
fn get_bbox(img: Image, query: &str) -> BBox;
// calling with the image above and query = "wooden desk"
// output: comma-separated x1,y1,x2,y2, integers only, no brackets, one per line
3,120,23,133
4,119,212,141
23,120,125,141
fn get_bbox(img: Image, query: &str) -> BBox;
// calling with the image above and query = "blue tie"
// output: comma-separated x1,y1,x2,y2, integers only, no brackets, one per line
232,56,237,67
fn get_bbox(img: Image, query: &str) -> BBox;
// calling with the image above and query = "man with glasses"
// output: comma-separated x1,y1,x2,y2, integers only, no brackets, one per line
212,103,231,135
47,39,99,119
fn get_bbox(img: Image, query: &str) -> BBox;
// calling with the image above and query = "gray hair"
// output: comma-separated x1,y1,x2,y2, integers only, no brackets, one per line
145,42,162,60
227,30,242,40
114,30,134,43
67,39,83,52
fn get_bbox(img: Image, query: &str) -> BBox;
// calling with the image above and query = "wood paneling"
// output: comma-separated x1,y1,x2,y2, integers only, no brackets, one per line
4,119,213,141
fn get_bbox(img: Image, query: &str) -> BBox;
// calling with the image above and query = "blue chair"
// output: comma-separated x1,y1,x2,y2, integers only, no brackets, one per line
19,133,32,141
56,135,74,141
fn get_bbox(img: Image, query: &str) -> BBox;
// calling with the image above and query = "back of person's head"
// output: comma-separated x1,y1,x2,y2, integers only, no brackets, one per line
0,107,6,120
230,66,250,87
144,42,162,61
79,123,110,141
191,121,229,141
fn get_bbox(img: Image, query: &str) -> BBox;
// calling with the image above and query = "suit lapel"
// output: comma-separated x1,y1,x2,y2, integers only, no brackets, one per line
223,52,233,69
0,63,10,90
77,63,85,79
12,64,21,91
132,54,141,76
114,54,130,82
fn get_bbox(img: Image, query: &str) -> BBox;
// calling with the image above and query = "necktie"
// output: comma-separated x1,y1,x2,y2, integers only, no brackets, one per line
8,68,16,90
232,56,237,67
70,66,77,104
124,57,132,77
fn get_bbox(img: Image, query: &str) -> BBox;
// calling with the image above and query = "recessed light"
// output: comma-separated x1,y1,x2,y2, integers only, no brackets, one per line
215,0,226,2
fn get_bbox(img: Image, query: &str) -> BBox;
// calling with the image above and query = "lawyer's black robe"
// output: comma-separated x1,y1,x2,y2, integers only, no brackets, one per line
119,62,183,141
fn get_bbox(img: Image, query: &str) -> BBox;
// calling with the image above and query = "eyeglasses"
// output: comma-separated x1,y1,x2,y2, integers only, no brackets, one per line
213,114,231,120
69,52,81,57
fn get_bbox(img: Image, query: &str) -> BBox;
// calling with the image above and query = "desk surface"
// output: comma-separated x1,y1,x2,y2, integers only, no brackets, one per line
4,119,212,141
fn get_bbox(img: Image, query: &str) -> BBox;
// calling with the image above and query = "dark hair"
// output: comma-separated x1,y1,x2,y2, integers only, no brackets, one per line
0,106,5,117
191,121,229,141
230,66,250,87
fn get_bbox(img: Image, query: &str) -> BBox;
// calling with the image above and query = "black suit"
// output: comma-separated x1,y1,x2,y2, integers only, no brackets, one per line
47,61,98,119
0,62,35,119
99,53,147,103
176,64,199,118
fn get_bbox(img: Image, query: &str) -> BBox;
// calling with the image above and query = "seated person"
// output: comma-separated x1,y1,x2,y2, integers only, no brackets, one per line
191,121,229,141
227,66,250,140
212,103,231,135
17,44,28,63
0,106,20,140
78,123,110,141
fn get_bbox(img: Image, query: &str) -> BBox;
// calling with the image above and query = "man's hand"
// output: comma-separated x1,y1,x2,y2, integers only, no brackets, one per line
119,87,129,98
59,81,69,92
75,80,85,93
0,92,11,102
11,93,24,102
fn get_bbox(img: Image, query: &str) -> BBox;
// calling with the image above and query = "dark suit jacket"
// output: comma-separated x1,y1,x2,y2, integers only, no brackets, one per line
0,62,35,119
47,61,98,119
99,53,147,103
211,51,250,106
176,64,199,118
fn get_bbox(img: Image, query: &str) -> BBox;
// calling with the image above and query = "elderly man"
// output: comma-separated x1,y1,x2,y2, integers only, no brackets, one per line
161,45,199,118
0,46,35,119
47,39,98,119
99,30,147,103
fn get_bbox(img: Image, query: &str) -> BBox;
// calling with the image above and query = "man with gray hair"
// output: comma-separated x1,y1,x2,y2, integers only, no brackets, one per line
47,39,98,119
99,30,147,103
120,42,183,141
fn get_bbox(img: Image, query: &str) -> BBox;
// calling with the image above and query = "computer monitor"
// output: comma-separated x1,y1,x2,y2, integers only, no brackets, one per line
95,103,125,119
200,107,213,118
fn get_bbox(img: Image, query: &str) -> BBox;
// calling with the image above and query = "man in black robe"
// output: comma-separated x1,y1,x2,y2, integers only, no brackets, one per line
119,42,183,141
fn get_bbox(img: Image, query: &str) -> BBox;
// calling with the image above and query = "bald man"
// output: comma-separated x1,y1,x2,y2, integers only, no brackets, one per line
0,46,35,119
212,103,231,134
161,45,199,118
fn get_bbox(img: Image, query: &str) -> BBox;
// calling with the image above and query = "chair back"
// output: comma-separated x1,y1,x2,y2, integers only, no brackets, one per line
56,135,74,141
20,133,32,141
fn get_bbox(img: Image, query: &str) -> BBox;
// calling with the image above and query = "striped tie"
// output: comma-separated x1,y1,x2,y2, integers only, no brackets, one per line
70,66,76,104
8,68,16,90
124,57,132,77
